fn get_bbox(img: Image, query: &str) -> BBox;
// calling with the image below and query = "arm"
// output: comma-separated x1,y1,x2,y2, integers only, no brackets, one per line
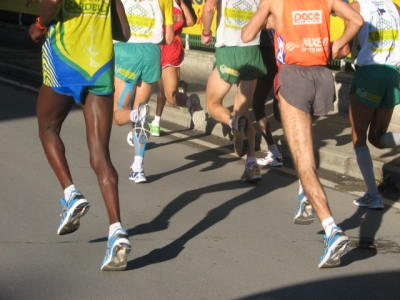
29,0,62,43
112,0,130,42
163,0,175,44
179,0,195,27
200,0,218,45
330,0,363,60
242,0,270,43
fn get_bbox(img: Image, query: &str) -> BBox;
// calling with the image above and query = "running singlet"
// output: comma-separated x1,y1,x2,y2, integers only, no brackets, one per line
172,0,184,34
121,0,174,44
215,0,261,47
352,0,400,67
275,0,331,67
42,0,113,88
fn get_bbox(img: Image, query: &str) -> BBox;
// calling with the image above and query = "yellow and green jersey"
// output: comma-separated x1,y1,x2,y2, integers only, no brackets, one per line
43,0,114,87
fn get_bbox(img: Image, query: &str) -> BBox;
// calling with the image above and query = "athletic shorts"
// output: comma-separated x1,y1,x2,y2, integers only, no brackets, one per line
160,35,184,69
52,85,113,104
276,64,335,116
114,43,161,84
214,46,267,84
350,64,400,109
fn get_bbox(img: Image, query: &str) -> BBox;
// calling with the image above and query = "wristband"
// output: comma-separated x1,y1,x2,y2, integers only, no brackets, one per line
202,30,212,37
36,17,48,31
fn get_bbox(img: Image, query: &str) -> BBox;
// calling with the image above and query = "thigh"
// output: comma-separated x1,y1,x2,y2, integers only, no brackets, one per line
82,93,113,149
37,85,75,130
161,66,180,98
114,76,135,110
132,81,154,110
206,68,232,106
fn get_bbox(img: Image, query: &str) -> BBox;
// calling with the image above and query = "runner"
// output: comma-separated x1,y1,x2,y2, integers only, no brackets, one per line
349,0,400,209
112,0,174,183
201,0,266,183
242,0,363,268
29,0,132,271
149,0,205,137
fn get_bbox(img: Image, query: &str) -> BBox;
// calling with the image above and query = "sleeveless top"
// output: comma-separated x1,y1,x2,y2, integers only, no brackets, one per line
121,0,174,44
42,0,113,87
215,0,261,48
172,0,184,34
352,0,400,66
275,0,331,67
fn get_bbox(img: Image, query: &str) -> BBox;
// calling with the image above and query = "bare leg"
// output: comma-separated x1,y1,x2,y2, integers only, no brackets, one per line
36,85,75,189
279,94,332,221
82,93,121,224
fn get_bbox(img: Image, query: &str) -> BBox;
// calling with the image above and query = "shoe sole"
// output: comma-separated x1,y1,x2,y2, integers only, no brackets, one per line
57,201,90,235
101,243,131,271
258,161,283,167
241,176,262,183
233,117,249,157
135,177,147,184
293,201,315,225
318,238,351,268
189,94,205,127
134,121,151,144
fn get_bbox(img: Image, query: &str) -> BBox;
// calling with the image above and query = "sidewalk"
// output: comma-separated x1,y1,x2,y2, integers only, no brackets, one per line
0,24,399,201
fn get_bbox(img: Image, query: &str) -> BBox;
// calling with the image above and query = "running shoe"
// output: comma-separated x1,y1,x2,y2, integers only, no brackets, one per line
188,94,206,127
257,151,283,167
232,115,249,158
241,161,262,183
148,122,161,137
179,81,188,112
129,168,147,183
318,226,351,268
293,191,315,225
353,192,383,209
57,190,90,235
134,103,151,144
101,228,131,271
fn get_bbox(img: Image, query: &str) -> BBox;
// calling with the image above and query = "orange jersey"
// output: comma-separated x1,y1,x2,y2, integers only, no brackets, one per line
275,0,331,67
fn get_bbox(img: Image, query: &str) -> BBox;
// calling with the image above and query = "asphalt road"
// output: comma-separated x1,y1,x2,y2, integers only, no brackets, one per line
1,79,400,300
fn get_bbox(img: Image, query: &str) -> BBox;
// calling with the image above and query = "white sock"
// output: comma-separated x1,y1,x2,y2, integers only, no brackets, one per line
322,217,336,237
298,180,304,195
109,222,122,237
152,115,161,126
132,156,144,171
355,146,379,197
130,110,138,122
246,156,257,167
268,144,280,157
229,116,235,128
64,184,76,200
380,132,400,148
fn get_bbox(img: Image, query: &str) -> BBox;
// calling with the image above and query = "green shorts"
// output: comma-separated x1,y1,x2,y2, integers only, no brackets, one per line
350,64,400,109
114,43,161,84
215,46,267,84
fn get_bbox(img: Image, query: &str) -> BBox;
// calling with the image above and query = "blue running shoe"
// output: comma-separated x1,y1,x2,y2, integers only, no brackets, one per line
57,190,90,235
318,226,351,268
293,191,315,225
101,228,131,271
353,192,383,209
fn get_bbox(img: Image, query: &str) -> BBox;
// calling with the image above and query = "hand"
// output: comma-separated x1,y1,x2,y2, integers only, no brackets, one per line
29,24,46,43
200,34,213,45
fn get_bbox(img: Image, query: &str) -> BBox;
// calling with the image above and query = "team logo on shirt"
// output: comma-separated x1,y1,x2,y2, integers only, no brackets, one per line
292,10,322,25
64,0,110,15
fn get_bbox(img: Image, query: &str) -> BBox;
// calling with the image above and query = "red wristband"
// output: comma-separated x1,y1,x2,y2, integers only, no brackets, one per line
202,30,212,37
36,17,48,31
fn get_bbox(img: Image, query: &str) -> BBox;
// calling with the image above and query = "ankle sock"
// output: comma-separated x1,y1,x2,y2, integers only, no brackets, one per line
268,144,280,157
109,222,122,237
322,217,336,237
246,157,257,168
64,184,76,200
229,116,235,128
298,180,304,195
152,115,161,126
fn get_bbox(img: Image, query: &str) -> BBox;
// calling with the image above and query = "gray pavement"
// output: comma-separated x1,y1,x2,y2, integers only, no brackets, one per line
0,23,399,204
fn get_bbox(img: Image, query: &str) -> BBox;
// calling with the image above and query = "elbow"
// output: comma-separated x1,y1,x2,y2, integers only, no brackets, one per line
186,20,195,27
241,29,252,43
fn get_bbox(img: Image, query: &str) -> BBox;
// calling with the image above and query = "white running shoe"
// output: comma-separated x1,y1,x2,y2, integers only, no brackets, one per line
129,168,147,183
257,152,283,167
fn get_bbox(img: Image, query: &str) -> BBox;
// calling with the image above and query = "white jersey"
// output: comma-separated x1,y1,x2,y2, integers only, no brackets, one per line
353,0,400,66
121,0,165,44
215,0,261,48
